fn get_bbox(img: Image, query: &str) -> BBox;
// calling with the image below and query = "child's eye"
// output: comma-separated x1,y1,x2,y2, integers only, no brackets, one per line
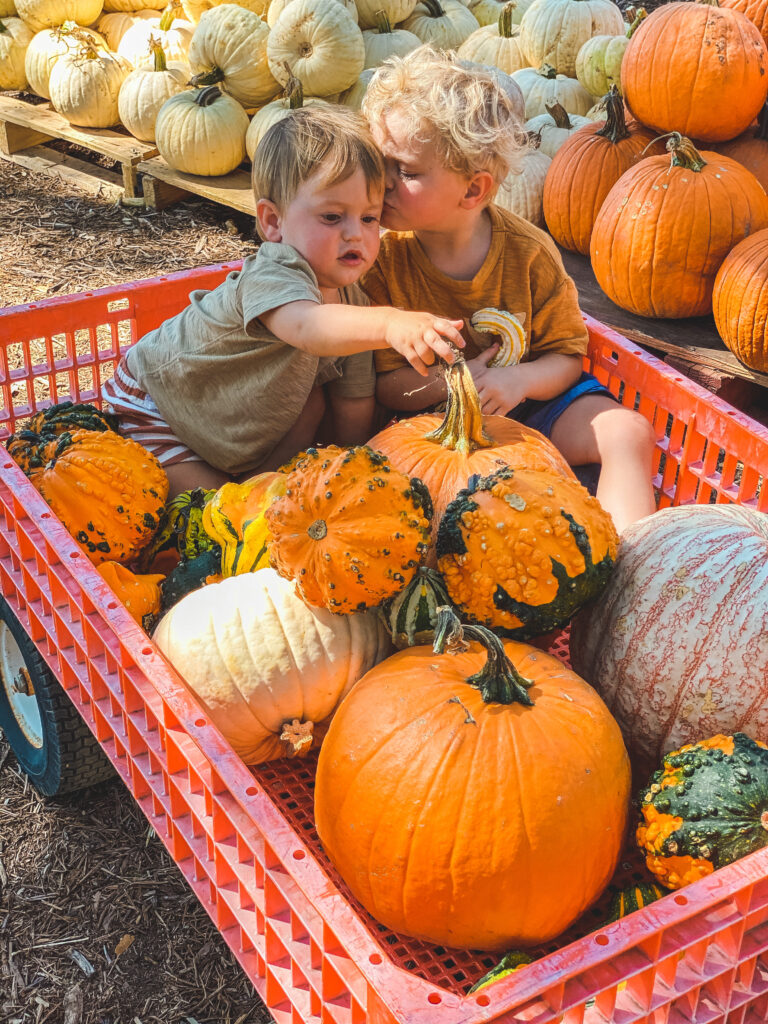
321,213,341,223
398,168,418,180
362,215,380,224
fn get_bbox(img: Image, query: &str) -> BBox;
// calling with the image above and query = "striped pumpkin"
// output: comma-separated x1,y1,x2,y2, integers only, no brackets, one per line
604,882,665,923
382,566,452,648
570,505,768,775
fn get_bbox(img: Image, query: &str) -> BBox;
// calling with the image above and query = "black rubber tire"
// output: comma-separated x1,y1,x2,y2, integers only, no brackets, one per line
0,596,114,796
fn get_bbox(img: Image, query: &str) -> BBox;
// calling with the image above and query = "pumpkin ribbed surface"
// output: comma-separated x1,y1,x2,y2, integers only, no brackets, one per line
637,733,768,891
519,0,624,77
153,568,393,763
437,465,618,638
315,612,630,950
570,505,768,773
381,565,453,648
713,227,768,372
29,429,168,566
97,561,164,626
721,0,768,46
265,445,431,613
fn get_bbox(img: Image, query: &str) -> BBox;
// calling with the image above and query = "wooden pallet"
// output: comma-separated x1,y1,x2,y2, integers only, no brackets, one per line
139,154,255,214
0,93,158,202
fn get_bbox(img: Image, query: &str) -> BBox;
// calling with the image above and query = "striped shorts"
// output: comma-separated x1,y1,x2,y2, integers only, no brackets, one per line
102,357,203,467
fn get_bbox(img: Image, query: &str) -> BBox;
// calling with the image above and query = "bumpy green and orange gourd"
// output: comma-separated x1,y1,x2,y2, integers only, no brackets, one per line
203,470,287,577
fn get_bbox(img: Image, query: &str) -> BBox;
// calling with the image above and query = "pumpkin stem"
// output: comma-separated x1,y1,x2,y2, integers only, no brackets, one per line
538,63,557,79
0,18,8,32
433,606,535,706
189,66,225,88
595,85,630,143
374,8,394,32
422,0,446,15
667,133,706,172
544,101,571,129
626,7,646,37
423,360,493,454
192,84,224,107
150,36,168,72
159,1,179,31
279,718,316,756
281,63,305,107
498,2,517,37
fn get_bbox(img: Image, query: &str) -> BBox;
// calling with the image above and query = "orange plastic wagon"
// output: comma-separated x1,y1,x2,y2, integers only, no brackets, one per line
2,262,768,1024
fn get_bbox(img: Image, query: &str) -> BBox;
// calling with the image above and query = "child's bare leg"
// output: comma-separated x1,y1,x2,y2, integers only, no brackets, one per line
250,386,327,473
329,394,377,446
165,460,230,499
549,395,657,533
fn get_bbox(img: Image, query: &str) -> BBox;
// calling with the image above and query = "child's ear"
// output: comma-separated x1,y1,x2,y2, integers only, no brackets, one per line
461,171,496,210
256,198,283,242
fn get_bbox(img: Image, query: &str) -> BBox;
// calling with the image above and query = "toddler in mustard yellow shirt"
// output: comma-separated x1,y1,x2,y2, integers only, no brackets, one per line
361,47,656,532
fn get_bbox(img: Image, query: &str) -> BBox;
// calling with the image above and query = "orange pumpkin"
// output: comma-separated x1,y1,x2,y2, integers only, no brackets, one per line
97,561,165,626
721,0,768,47
264,445,431,613
27,429,169,566
714,102,768,190
590,134,768,318
621,0,768,143
543,86,663,255
369,359,574,541
315,608,631,950
713,228,768,371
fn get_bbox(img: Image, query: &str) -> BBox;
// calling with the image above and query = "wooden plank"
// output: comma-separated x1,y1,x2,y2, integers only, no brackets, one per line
0,144,124,200
141,173,192,211
560,248,768,388
0,94,157,165
139,155,255,215
0,120,50,155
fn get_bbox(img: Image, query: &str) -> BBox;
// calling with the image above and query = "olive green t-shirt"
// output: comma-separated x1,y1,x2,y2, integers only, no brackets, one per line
127,242,375,475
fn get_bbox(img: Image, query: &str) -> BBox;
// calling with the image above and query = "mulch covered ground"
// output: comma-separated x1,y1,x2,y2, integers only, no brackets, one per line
0,157,272,1024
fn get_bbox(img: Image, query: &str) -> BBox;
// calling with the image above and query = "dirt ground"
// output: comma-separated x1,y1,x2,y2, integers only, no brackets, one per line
1,158,273,1024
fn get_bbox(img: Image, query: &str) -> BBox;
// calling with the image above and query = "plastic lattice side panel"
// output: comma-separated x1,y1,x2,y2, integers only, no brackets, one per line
2,270,768,1024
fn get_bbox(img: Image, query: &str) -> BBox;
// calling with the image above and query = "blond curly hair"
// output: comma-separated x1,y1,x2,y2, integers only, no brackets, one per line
362,46,527,193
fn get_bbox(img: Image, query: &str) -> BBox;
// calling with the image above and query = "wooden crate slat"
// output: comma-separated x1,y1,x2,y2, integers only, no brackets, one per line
0,144,123,199
139,155,255,215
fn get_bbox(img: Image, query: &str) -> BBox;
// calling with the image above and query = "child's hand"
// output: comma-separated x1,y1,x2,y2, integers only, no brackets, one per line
385,311,465,377
468,347,528,416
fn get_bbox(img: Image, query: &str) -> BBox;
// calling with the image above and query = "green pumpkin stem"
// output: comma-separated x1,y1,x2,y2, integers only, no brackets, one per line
538,63,557,79
545,101,571,129
159,1,178,31
281,64,305,107
424,360,493,454
499,2,517,37
596,85,630,144
150,38,168,72
0,19,8,33
189,66,225,88
193,84,223,106
433,606,535,706
626,7,646,37
423,0,446,16
374,8,394,32
667,133,706,172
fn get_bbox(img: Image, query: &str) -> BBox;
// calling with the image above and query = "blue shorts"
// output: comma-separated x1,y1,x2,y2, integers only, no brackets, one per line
511,371,614,439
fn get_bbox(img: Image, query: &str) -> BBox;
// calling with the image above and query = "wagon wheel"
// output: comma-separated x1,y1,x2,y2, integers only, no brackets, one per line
0,596,113,796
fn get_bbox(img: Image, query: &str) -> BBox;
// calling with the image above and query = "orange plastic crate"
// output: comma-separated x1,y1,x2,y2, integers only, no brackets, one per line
2,264,768,1024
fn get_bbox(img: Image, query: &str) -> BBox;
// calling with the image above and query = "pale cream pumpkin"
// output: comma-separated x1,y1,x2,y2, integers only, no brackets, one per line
155,83,248,174
526,100,589,155
402,0,479,48
362,10,420,68
118,41,187,141
117,4,194,67
15,0,103,31
339,65,374,108
267,0,357,27
519,0,624,77
48,44,131,126
0,0,17,17
153,568,393,765
575,9,644,98
355,0,417,30
97,8,157,48
512,62,592,117
103,0,163,12
245,75,329,159
457,3,528,75
181,0,267,24
24,23,106,99
188,4,278,108
0,16,32,89
267,0,364,97
494,134,551,225
469,0,532,25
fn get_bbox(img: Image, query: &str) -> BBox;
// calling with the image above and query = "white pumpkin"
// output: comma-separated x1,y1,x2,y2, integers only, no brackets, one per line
117,6,194,67
97,8,157,48
103,0,163,12
457,3,528,75
512,62,592,117
584,96,607,120
245,77,329,159
574,9,644,98
362,10,420,69
267,0,357,27
469,0,532,26
155,83,248,173
0,0,17,17
0,16,32,88
153,568,393,765
118,42,187,140
181,0,267,24
525,100,589,155
570,505,768,774
15,0,103,31
518,0,624,78
355,0,417,30
339,65,374,109
494,137,550,225
401,0,479,50
268,0,364,97
48,44,131,126
188,4,278,107
24,22,106,99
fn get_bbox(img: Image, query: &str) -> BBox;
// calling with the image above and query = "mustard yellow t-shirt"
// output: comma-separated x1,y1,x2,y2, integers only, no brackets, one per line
362,205,588,373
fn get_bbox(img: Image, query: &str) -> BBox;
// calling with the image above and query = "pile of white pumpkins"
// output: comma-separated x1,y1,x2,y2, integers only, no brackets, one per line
0,0,631,217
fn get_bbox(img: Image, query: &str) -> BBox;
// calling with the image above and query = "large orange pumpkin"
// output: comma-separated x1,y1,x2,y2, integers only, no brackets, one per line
543,86,662,256
721,0,768,46
621,0,768,143
713,228,768,371
369,358,574,540
315,608,631,950
714,102,768,190
590,134,768,318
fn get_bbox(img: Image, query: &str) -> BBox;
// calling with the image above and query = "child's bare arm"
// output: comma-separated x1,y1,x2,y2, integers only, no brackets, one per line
260,301,465,376
472,351,583,417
